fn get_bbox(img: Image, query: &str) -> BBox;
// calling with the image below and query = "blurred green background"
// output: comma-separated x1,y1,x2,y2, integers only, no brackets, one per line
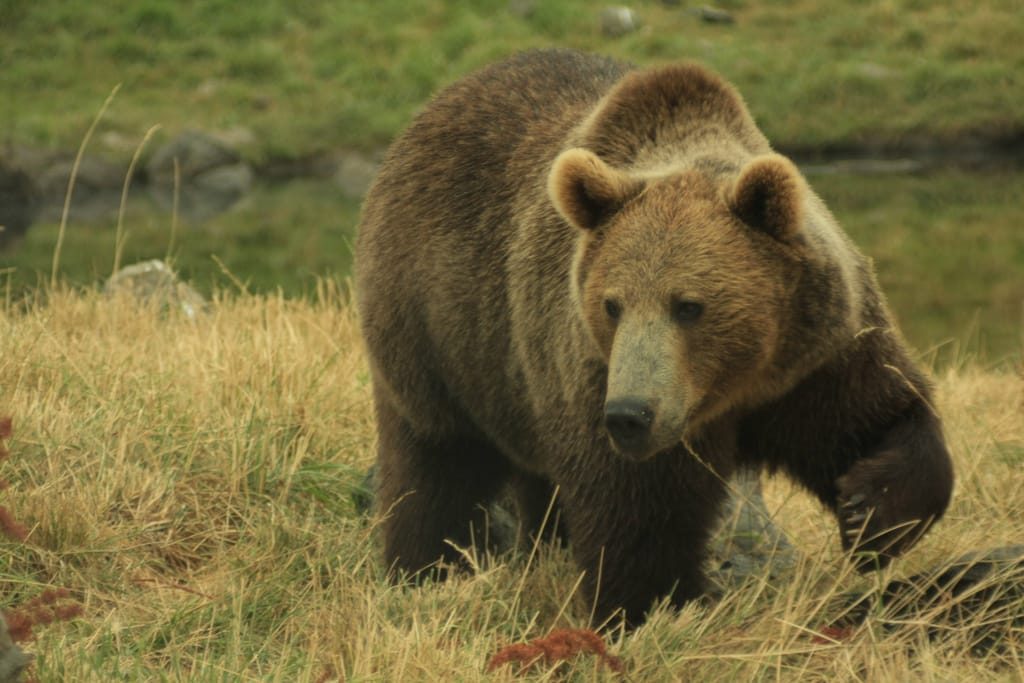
1,0,1021,359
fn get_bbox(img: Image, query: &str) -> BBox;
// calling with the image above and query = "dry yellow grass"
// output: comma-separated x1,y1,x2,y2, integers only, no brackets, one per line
0,286,1021,681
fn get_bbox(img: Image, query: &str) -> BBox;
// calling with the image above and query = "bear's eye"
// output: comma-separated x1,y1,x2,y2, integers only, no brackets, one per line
672,300,703,324
604,298,622,321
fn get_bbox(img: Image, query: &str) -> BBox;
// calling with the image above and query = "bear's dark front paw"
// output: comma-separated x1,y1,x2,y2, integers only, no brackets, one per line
837,487,901,571
836,451,937,572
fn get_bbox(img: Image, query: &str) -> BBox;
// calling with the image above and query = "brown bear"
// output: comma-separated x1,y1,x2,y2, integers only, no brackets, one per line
354,49,954,625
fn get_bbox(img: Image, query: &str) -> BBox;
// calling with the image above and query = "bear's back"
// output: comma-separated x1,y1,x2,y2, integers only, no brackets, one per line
355,51,630,447
360,50,629,248
386,48,628,178
356,50,632,310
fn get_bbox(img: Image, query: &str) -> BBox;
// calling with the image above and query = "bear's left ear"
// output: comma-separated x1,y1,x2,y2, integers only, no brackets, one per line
728,154,806,242
548,148,645,232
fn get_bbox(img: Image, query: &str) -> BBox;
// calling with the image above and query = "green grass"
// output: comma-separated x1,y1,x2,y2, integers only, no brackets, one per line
2,0,1021,359
814,168,1024,361
0,290,1022,680
5,180,361,299
2,0,1021,159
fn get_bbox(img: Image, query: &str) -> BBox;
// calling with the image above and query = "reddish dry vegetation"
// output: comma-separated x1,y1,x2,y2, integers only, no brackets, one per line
4,589,82,644
1,417,82,645
487,628,624,676
811,625,856,644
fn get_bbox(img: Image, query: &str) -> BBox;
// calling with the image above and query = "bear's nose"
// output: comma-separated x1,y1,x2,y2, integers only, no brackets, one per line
604,399,654,452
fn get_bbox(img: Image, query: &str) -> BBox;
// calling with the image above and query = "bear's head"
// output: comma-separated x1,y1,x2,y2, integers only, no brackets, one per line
549,148,822,460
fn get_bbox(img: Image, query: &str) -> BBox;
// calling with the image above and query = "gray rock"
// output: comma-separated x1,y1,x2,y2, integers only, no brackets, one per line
715,469,791,554
689,5,736,24
856,62,893,80
1,144,52,181
146,164,254,223
34,155,129,223
709,469,796,588
193,163,254,197
0,162,38,250
146,129,241,184
0,614,30,683
600,6,641,37
144,131,254,221
838,544,1024,652
104,259,206,319
37,156,125,200
211,126,256,151
334,151,380,199
99,130,144,156
507,0,535,18
6,142,126,223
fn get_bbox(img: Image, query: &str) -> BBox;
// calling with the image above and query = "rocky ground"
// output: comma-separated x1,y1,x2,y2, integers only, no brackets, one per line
3,119,1020,253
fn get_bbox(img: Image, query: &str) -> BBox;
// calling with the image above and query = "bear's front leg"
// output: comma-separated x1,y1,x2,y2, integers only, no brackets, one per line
558,445,731,626
837,399,954,570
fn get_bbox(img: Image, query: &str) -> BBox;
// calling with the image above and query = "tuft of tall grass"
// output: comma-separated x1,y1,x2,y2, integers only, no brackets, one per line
0,285,1021,679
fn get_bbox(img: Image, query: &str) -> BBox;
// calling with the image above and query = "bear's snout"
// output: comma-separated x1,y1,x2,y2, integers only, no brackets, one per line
604,398,655,456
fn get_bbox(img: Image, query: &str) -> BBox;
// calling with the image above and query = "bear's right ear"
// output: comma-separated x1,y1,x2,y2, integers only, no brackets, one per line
548,148,644,232
728,154,806,243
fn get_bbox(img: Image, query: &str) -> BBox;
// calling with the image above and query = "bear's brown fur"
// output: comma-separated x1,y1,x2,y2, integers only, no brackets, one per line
355,49,954,625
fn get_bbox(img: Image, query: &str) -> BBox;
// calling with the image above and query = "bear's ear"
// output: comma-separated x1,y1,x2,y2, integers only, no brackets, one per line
548,148,644,232
728,154,805,242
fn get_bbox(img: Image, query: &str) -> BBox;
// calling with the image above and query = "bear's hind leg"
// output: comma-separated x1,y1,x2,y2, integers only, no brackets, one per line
374,394,512,581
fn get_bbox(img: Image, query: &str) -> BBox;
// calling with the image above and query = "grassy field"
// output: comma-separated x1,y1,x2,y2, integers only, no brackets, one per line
0,289,1022,680
6,179,362,300
2,0,1021,157
812,168,1023,361
2,6,1023,674
2,1,1022,359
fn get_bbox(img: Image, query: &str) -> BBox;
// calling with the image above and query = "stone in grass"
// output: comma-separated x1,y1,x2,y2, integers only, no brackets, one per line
0,162,37,250
0,615,30,683
507,0,535,19
837,545,1024,653
33,155,131,224
104,260,206,319
600,6,641,37
146,130,253,222
146,129,242,184
688,5,736,24
708,468,796,591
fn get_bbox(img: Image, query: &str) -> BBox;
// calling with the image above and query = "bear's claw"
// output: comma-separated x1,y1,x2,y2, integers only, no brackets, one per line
837,470,901,570
845,512,867,525
841,493,866,509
